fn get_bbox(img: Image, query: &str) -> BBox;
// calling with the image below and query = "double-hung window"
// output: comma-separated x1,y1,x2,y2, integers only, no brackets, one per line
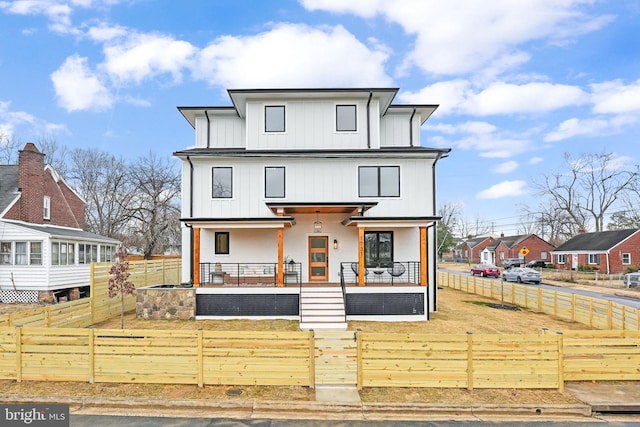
265,105,285,132
43,196,51,220
336,104,357,132
358,166,400,197
0,242,11,265
212,167,232,198
588,253,600,265
622,253,631,265
265,167,285,198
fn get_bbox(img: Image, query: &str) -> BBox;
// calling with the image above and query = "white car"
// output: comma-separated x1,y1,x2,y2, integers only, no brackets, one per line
502,267,541,284
623,272,640,288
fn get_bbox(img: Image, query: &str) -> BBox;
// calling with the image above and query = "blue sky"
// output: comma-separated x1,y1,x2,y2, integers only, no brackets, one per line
2,0,640,235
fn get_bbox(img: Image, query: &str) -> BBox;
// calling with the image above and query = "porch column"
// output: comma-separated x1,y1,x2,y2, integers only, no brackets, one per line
358,226,365,286
277,228,284,286
420,226,427,286
193,227,201,287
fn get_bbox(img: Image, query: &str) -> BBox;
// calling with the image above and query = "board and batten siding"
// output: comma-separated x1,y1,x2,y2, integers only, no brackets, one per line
195,114,245,149
188,157,436,219
379,112,423,147
244,99,381,150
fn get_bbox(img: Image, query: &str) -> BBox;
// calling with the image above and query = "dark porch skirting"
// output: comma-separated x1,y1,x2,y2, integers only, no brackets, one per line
195,287,299,318
345,292,425,316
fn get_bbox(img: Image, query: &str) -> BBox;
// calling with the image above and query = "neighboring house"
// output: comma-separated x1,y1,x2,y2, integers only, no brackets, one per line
174,88,450,323
459,236,495,264
0,143,119,303
551,229,640,274
486,234,555,267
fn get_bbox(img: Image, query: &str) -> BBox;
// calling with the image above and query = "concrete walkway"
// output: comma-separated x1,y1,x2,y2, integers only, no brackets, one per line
566,382,640,413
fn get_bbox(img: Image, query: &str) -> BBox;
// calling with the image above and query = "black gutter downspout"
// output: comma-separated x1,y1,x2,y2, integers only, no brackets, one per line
204,110,211,148
431,152,448,312
187,155,195,284
409,108,416,147
366,92,372,149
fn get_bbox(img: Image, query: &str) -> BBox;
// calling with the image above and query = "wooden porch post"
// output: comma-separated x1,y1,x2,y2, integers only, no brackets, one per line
358,226,365,286
277,228,284,286
420,226,427,286
193,227,201,287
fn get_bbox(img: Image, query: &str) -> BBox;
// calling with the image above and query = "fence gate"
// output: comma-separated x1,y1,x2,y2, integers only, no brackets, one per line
313,331,358,386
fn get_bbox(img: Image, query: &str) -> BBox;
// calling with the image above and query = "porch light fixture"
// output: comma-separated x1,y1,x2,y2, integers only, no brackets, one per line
333,239,338,249
313,210,322,233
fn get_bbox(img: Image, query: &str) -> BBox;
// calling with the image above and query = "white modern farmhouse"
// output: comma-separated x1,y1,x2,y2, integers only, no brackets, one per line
174,88,450,328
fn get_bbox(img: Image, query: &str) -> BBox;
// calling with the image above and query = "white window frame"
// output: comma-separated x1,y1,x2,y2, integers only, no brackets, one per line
556,254,567,264
622,253,631,265
588,253,600,265
43,196,51,220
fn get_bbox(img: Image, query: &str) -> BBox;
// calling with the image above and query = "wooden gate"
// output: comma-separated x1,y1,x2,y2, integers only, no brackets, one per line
313,330,358,385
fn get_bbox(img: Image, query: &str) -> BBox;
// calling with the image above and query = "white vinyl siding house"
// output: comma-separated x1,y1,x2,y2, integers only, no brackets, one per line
176,88,449,320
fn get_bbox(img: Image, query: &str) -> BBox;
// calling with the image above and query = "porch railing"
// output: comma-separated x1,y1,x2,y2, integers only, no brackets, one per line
339,261,421,285
199,262,301,287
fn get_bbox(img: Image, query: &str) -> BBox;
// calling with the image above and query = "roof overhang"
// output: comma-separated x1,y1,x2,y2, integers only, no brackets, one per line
180,217,296,228
342,216,441,227
266,202,377,215
386,105,438,125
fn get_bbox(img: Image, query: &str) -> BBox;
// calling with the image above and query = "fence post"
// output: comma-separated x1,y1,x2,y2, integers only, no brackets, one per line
556,332,564,392
356,330,363,390
197,328,204,387
89,326,95,384
466,331,473,390
90,263,95,325
310,331,316,389
15,325,22,383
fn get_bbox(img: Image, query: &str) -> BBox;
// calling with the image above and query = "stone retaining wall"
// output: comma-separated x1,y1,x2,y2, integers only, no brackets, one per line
136,286,196,320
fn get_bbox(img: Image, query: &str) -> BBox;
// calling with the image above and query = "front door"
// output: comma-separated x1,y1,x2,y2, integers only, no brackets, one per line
309,236,328,281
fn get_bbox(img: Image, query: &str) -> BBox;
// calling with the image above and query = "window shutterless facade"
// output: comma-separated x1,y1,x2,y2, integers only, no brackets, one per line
265,166,285,198
215,232,230,255
358,166,400,197
51,241,75,265
588,253,600,265
0,241,11,265
265,105,285,132
0,241,43,265
43,196,51,220
336,104,357,131
212,167,233,198
557,254,567,264
622,253,631,265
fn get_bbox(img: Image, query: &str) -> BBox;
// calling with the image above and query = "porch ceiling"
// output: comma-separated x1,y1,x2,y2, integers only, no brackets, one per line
341,216,440,227
266,202,377,215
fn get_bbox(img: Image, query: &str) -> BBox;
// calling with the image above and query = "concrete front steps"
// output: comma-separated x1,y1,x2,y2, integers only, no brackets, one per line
299,286,347,330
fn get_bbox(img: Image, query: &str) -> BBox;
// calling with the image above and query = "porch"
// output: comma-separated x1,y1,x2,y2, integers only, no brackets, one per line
197,261,422,287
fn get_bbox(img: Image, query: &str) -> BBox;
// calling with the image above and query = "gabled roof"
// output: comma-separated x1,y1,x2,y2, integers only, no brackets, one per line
463,236,493,248
489,234,531,250
553,229,640,252
0,165,19,215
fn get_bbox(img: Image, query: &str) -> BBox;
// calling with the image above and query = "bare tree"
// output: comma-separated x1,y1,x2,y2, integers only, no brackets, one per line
126,152,181,258
0,133,21,164
456,214,492,239
67,148,134,238
37,135,70,176
533,152,639,233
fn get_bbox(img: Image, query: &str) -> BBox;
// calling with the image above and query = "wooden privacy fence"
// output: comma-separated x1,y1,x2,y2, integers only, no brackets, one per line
0,328,314,387
438,271,640,331
0,259,181,328
1,327,638,390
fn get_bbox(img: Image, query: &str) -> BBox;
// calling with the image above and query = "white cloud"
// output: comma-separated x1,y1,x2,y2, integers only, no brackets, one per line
0,100,66,138
492,161,519,174
102,32,196,84
302,0,613,76
477,180,528,200
591,79,640,115
542,115,639,142
529,157,544,165
86,22,128,42
193,23,392,88
51,55,113,111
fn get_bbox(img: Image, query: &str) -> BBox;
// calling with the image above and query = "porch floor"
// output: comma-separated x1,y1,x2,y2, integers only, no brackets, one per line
197,281,422,288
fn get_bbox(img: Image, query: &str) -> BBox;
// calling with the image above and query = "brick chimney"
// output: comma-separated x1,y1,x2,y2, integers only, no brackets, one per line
18,142,45,224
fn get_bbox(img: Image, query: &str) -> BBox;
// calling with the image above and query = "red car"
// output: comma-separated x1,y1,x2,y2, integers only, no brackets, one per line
470,263,501,277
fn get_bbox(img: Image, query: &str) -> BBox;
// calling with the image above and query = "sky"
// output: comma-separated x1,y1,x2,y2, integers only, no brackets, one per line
1,0,640,236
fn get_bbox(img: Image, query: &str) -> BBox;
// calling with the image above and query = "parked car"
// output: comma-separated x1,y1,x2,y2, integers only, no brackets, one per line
623,272,640,288
502,258,523,269
470,263,501,277
502,267,542,284
525,260,548,268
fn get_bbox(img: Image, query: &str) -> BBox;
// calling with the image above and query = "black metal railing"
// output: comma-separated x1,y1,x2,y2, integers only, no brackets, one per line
339,261,420,285
199,262,301,287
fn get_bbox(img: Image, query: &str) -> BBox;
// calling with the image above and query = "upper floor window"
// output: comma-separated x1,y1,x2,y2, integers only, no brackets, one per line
265,105,285,132
212,167,232,198
336,104,357,132
358,166,400,197
265,167,285,198
43,196,51,220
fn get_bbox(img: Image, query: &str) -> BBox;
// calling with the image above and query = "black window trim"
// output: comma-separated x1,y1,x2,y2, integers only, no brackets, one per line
364,230,394,268
264,166,286,199
336,104,357,132
358,165,400,198
212,166,233,199
265,105,286,133
215,231,230,255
